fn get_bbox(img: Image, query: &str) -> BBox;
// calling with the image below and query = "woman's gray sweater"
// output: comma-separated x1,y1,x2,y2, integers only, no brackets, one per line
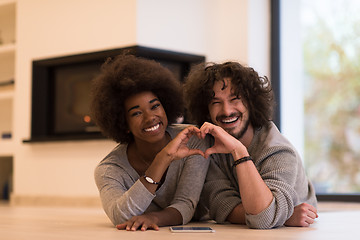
94,124,209,226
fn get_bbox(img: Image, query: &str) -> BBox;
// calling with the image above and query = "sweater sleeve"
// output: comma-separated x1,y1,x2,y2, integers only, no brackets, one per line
202,153,242,223
94,160,155,226
202,123,316,229
245,147,301,229
203,147,308,228
166,135,210,224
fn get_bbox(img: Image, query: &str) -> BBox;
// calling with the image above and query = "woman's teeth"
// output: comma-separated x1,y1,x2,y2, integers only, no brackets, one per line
144,123,160,132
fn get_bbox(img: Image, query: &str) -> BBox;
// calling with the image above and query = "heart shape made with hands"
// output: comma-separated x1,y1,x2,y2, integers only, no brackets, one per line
177,123,243,160
198,122,243,159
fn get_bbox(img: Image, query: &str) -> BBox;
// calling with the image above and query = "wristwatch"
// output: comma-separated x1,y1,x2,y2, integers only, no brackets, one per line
143,175,160,185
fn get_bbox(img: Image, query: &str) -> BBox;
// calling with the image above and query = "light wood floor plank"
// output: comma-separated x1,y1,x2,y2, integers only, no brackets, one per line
1,202,359,240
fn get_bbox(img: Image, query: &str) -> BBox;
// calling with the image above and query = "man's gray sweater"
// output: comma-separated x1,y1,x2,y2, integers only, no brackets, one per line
200,122,317,229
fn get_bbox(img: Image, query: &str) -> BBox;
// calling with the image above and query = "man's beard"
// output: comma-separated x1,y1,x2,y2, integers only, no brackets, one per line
227,117,250,140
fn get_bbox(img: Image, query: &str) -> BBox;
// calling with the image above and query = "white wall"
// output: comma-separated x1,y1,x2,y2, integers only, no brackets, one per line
137,0,269,72
137,0,208,55
12,0,270,205
14,0,136,202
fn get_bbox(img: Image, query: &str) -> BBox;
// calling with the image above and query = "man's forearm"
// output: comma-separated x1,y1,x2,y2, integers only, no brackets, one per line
231,143,273,215
235,161,273,214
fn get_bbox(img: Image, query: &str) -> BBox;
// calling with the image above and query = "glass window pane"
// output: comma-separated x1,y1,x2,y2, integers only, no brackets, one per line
300,0,360,194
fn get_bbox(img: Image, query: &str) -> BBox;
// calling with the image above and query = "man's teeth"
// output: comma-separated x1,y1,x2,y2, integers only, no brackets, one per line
144,124,160,132
222,117,238,123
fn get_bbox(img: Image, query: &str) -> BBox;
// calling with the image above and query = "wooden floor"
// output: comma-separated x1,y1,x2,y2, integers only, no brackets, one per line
1,202,360,240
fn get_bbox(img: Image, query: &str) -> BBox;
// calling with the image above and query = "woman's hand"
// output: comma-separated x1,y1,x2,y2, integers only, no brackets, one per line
116,214,160,231
116,208,182,231
160,126,204,162
285,203,318,227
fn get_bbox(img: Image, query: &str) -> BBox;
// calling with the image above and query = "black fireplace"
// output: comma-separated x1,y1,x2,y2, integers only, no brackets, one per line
25,45,205,142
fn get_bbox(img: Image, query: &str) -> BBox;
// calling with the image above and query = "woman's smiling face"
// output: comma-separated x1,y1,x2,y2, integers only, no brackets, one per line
124,91,168,144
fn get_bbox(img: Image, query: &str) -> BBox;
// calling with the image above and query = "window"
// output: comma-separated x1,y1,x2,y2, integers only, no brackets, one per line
272,0,360,201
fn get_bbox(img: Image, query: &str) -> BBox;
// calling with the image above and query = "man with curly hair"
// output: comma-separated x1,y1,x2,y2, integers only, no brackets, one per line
91,54,209,231
184,61,317,229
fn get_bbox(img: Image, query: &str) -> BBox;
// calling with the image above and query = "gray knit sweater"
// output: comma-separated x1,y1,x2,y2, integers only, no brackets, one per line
94,124,209,226
200,122,317,229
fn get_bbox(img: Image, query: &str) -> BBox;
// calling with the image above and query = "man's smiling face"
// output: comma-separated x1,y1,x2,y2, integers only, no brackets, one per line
208,78,250,139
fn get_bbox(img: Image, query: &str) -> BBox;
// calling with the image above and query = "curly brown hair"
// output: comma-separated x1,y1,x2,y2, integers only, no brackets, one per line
183,61,274,129
90,54,183,143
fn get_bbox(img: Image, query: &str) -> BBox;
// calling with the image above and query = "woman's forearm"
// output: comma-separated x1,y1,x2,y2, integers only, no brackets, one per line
147,207,183,226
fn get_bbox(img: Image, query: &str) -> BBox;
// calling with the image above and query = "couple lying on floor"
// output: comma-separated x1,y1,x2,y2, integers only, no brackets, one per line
91,55,318,231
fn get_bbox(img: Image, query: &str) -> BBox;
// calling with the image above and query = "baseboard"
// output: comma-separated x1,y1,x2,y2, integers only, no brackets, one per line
10,194,102,207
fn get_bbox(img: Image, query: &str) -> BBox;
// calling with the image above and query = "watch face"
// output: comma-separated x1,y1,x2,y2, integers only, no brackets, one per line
145,176,153,183
144,175,159,185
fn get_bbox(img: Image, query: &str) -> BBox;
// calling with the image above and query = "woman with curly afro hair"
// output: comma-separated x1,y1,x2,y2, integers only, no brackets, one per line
91,54,209,231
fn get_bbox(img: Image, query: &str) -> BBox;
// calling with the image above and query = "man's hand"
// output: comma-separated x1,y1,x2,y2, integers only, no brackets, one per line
116,214,160,231
285,203,318,227
199,122,246,159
